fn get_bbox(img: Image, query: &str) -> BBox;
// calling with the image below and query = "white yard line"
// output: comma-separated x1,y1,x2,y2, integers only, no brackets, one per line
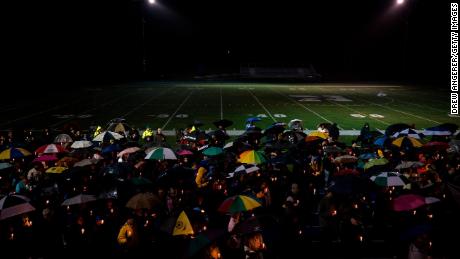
220,87,223,120
247,90,277,122
325,100,390,126
161,90,195,129
121,88,172,119
272,89,343,129
352,95,441,124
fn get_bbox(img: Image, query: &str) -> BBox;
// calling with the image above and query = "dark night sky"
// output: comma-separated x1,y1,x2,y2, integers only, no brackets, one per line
5,0,451,87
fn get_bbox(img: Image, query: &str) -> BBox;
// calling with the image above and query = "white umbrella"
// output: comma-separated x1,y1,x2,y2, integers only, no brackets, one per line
93,131,124,142
61,194,97,206
71,140,93,149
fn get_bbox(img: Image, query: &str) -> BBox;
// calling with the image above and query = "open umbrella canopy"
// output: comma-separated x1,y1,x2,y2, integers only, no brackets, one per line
145,147,177,160
102,144,123,154
202,147,223,157
264,122,287,135
93,131,124,142
74,158,99,167
218,195,262,214
392,137,423,149
61,194,97,206
54,134,73,144
70,140,93,149
0,148,32,160
288,119,303,129
422,141,450,151
126,192,161,210
370,172,409,187
213,119,233,128
117,147,141,157
423,123,458,136
333,155,358,164
33,154,58,163
395,161,424,170
107,122,132,134
308,131,328,139
177,149,194,156
0,162,12,170
392,128,423,139
0,194,35,220
373,136,388,147
173,211,194,236
385,123,411,137
238,150,266,164
364,158,389,170
35,144,67,154
359,153,377,160
46,166,68,174
246,117,262,123
56,157,79,167
392,194,427,211
228,164,260,178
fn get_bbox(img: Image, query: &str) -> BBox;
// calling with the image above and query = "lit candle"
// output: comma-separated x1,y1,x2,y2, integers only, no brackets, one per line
359,235,363,242
89,210,93,216
151,213,157,218
67,206,70,211
10,233,14,240
127,230,132,237
428,214,433,219
413,210,417,215
362,196,366,201
46,200,49,204
354,204,358,209
313,188,316,195
81,228,85,235
110,208,114,214
332,210,337,216
203,226,207,231
429,241,432,248
201,209,205,214
443,194,446,199
101,219,104,225
298,230,302,235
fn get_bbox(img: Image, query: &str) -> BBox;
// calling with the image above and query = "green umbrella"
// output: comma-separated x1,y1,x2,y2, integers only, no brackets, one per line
202,147,223,157
364,158,389,170
145,147,177,160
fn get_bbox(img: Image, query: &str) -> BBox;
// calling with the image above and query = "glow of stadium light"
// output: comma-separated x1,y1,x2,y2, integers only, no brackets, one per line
148,0,156,4
396,0,404,5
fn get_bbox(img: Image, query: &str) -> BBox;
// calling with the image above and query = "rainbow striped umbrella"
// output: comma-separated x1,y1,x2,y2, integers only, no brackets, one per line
238,150,266,164
218,195,262,214
0,148,32,160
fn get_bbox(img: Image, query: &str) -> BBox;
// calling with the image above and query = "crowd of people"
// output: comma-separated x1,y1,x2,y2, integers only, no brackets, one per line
0,118,459,259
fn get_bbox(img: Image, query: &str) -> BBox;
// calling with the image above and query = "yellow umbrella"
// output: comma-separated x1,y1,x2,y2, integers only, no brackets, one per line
173,211,194,236
308,131,329,139
238,150,266,164
46,166,68,174
392,137,422,148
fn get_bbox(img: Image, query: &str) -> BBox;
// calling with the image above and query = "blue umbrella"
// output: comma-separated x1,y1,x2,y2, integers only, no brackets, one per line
102,144,123,154
373,136,388,147
359,153,377,160
246,117,262,123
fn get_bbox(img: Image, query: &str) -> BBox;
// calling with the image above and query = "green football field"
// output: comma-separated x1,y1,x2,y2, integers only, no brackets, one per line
1,81,458,135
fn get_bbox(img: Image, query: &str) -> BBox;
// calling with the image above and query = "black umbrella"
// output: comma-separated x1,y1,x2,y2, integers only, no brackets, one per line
213,119,233,128
264,123,287,136
385,123,411,136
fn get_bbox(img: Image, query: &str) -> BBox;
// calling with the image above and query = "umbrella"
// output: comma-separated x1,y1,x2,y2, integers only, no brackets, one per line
308,131,329,139
145,147,177,160
61,194,97,206
373,136,388,147
56,157,79,167
54,134,73,144
71,140,93,149
117,147,141,157
392,128,423,139
334,155,358,164
385,123,411,136
74,158,99,167
335,168,359,176
395,161,424,170
0,162,12,170
213,119,233,128
423,141,450,151
264,122,287,135
392,194,427,211
0,194,35,220
46,166,68,174
223,142,234,149
93,131,124,142
364,158,389,170
33,154,58,163
173,211,195,236
126,192,161,210
202,147,223,157
130,177,153,186
177,149,194,156
35,144,67,154
238,150,266,164
392,137,423,149
246,117,262,123
359,153,377,160
323,145,342,153
370,172,409,187
218,195,262,214
107,122,132,134
0,148,32,160
102,144,123,154
423,124,458,136
282,130,306,143
228,164,260,178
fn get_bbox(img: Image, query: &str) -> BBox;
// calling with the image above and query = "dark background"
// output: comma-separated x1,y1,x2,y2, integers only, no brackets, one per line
4,0,451,88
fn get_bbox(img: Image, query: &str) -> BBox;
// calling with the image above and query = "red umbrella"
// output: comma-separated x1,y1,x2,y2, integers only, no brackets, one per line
177,149,194,156
35,144,67,154
335,168,359,176
392,194,426,212
33,154,58,162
